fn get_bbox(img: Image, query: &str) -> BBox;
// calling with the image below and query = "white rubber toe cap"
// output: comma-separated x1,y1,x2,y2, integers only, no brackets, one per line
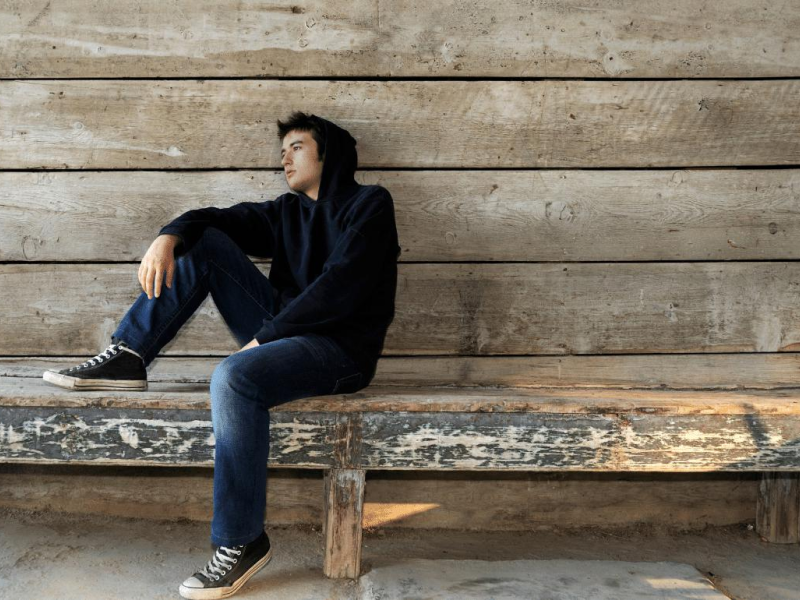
181,576,205,589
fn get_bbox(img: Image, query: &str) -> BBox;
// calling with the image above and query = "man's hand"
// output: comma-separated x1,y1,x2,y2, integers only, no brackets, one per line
237,339,259,353
139,234,181,299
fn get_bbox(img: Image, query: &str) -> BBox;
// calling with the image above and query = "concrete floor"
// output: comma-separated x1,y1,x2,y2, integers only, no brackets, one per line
1,507,798,599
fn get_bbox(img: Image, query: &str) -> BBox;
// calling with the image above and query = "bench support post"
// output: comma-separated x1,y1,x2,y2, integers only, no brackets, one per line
322,468,366,579
756,472,800,543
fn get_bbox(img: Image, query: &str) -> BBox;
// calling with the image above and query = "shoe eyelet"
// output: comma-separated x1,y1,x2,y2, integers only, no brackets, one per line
233,558,237,563
214,575,220,581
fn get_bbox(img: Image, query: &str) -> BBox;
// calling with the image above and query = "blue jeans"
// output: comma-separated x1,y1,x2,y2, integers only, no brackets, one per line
111,227,368,547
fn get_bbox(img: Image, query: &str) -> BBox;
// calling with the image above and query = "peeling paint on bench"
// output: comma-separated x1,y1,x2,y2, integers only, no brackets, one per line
0,407,337,466
3,407,799,472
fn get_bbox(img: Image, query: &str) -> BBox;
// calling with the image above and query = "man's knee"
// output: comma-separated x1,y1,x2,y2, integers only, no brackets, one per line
210,354,260,398
210,356,237,392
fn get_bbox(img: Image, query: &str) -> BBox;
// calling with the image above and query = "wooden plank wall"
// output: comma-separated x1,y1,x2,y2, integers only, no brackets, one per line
1,0,799,527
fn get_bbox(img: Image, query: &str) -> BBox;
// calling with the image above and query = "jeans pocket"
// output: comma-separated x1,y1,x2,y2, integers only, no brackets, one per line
332,372,364,395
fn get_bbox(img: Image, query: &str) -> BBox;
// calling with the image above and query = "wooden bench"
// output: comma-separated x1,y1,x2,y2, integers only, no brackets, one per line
2,0,800,583
2,357,800,578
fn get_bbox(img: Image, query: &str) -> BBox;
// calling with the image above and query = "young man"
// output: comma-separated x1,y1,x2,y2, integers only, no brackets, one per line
42,112,401,599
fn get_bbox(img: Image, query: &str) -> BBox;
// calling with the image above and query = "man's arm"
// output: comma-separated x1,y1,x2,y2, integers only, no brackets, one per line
252,194,398,345
158,198,283,258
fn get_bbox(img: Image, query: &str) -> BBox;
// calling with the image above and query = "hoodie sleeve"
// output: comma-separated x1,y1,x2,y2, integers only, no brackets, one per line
157,198,282,259
253,196,397,345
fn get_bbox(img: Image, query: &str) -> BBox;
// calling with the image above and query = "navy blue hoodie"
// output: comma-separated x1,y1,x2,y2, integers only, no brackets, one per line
157,117,400,382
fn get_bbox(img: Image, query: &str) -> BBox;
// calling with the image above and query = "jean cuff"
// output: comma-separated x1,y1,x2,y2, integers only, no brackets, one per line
111,330,149,364
210,528,263,547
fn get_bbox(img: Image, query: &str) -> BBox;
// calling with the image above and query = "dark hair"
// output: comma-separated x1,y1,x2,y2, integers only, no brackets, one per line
276,111,326,161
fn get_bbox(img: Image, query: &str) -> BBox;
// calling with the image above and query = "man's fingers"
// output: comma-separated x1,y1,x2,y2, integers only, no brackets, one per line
154,268,163,298
138,255,173,298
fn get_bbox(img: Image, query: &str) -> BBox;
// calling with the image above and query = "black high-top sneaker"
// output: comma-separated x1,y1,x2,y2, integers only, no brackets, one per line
179,530,273,599
42,341,147,391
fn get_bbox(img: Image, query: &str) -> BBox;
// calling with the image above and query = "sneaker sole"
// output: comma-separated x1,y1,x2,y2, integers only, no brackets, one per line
178,546,273,600
42,370,147,391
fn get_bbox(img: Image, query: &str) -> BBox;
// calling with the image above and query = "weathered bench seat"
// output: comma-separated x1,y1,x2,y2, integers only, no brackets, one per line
2,360,799,578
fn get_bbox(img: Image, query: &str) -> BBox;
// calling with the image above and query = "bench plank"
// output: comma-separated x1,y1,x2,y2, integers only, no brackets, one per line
359,412,800,471
3,379,800,471
7,356,800,391
0,405,337,467
4,377,800,414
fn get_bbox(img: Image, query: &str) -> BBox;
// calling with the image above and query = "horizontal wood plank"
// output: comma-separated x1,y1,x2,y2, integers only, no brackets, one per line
2,80,799,169
4,377,800,416
0,404,335,467
2,169,799,262
2,262,800,355
6,353,800,390
2,1,797,78
0,465,759,530
2,386,799,470
359,411,800,471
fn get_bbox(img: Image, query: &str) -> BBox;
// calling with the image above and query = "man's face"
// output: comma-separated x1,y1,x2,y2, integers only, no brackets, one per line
281,129,324,200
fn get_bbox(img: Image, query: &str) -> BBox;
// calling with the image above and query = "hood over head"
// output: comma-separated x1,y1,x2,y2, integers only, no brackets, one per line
297,116,360,204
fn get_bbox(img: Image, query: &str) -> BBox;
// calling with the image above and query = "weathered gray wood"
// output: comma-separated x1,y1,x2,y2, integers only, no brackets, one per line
0,0,796,570
2,1,797,78
8,354,800,391
0,463,326,526
4,262,800,356
359,471,758,531
358,412,800,472
3,381,800,471
322,468,365,579
2,80,799,169
0,405,338,467
2,169,799,262
0,464,758,531
756,472,800,543
6,377,800,415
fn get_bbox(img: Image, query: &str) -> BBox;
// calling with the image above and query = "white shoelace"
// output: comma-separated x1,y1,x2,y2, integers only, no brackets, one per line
68,343,119,372
200,546,242,580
